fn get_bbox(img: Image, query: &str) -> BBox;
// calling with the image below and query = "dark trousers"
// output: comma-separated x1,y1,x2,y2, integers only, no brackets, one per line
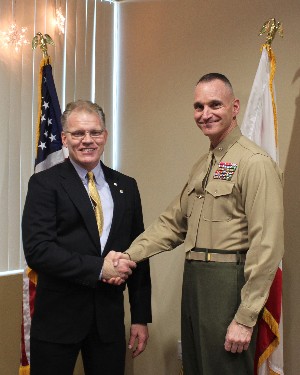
30,319,126,375
181,260,257,375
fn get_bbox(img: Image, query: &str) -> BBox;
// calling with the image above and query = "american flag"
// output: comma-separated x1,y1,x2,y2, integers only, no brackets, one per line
34,60,65,172
19,58,65,375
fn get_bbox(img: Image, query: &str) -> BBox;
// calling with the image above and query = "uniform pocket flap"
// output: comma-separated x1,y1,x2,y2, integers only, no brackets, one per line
205,180,234,197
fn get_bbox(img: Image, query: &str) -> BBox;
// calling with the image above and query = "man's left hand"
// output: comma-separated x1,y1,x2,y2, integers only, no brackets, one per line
224,319,253,353
128,324,149,358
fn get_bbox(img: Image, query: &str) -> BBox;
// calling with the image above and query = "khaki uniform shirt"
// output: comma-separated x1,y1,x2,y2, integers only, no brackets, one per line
127,126,284,327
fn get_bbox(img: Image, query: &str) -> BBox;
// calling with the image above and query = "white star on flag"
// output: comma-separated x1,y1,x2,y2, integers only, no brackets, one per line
38,142,47,150
43,101,49,109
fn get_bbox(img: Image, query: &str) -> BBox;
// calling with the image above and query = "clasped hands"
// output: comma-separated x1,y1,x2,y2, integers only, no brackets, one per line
102,251,134,285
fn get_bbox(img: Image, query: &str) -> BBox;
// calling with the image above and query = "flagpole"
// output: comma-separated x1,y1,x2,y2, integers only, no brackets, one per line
19,33,64,375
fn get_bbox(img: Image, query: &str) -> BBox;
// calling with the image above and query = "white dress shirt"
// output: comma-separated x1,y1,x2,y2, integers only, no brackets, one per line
70,159,114,253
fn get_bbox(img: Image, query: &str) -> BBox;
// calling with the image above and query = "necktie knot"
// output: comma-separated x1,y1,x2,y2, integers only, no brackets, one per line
87,171,104,236
87,171,94,182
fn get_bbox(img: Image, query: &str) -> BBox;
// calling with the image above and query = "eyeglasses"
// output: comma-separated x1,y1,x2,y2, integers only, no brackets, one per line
64,129,106,140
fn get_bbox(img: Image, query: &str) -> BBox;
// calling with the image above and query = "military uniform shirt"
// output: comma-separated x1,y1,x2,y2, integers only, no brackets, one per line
127,126,284,327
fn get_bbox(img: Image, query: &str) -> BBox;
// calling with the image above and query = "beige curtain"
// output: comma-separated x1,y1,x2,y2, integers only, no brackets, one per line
0,0,114,273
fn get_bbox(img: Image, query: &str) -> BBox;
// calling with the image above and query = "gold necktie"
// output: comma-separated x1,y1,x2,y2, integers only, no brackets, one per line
87,171,104,236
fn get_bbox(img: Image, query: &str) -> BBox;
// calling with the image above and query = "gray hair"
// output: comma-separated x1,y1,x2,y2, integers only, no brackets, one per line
61,100,106,130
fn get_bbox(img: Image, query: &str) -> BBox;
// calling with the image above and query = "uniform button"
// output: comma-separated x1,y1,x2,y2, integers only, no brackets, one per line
196,194,203,199
218,147,223,151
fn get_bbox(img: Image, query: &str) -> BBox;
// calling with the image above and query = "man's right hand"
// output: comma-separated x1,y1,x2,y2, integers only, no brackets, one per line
224,319,253,353
101,251,135,285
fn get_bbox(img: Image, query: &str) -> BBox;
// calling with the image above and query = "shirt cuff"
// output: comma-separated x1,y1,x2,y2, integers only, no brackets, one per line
234,304,260,327
124,251,131,260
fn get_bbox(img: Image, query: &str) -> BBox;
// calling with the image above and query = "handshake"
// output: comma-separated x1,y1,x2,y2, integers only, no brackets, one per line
102,250,136,285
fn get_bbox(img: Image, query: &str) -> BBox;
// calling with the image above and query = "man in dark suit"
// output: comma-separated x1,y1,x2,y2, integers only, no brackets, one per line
22,100,152,375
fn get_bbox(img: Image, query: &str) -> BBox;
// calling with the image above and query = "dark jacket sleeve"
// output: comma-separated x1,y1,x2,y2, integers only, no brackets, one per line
126,178,152,324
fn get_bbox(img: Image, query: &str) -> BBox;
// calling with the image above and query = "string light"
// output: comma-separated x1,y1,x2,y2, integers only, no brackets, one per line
1,23,29,52
55,7,65,35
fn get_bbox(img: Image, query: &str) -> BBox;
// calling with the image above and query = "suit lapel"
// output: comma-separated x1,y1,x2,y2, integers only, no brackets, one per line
101,162,125,256
59,160,101,252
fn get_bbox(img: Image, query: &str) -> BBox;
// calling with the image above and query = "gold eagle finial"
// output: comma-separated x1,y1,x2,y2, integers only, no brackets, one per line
259,18,283,46
32,32,55,58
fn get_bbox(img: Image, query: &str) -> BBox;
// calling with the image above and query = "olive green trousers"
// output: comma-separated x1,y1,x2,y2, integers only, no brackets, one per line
181,260,257,375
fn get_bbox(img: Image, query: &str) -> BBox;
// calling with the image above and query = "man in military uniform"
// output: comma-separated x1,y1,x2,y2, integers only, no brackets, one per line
108,73,284,375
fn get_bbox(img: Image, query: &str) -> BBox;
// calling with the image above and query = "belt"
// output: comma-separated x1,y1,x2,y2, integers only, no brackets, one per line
186,248,247,264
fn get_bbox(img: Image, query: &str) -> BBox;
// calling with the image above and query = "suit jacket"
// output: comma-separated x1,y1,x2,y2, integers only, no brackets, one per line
22,159,152,344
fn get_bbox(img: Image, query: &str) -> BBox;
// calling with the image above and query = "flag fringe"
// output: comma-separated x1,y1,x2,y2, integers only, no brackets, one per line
258,337,279,368
26,267,38,285
19,365,30,375
261,44,279,148
258,307,280,368
270,369,281,375
262,306,280,339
